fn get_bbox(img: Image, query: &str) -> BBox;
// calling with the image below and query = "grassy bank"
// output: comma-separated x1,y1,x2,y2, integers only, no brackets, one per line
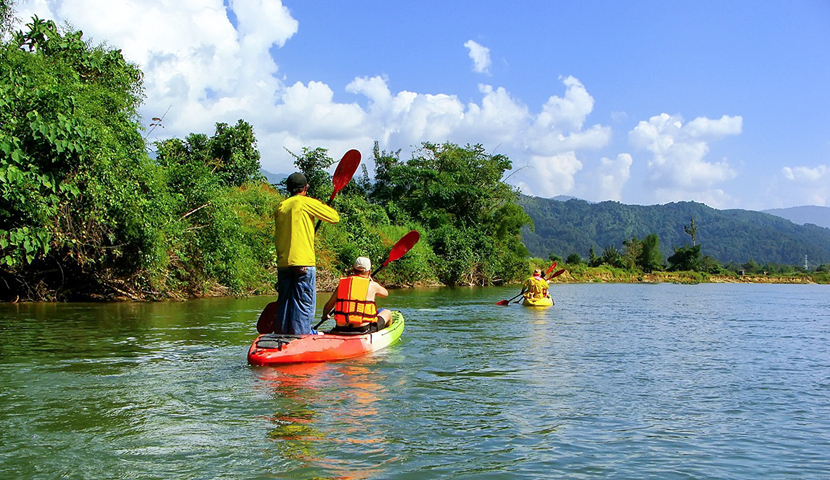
538,265,829,285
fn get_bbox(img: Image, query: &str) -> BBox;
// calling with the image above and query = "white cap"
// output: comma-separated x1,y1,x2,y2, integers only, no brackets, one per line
354,256,371,271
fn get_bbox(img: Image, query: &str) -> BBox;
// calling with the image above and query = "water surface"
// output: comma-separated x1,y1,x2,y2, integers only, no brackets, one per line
1,284,829,479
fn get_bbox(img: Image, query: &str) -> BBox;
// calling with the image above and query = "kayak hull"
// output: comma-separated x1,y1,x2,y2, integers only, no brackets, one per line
248,311,405,365
522,296,554,307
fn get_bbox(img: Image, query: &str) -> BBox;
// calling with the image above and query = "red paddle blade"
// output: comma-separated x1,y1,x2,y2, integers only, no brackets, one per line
256,301,279,334
329,149,361,200
546,262,557,276
496,299,510,306
384,230,420,267
548,269,566,279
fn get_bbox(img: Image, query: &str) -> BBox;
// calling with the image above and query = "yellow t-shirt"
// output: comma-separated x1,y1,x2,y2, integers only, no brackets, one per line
274,195,340,268
523,276,549,299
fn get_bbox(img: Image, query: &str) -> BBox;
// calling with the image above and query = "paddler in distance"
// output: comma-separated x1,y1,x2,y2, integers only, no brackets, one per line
320,256,393,333
273,172,340,335
522,268,551,303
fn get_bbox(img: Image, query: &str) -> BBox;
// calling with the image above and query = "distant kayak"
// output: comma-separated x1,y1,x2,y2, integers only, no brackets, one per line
522,296,554,307
248,311,405,365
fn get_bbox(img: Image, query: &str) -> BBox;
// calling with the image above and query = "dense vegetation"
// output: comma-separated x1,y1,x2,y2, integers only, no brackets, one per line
0,17,532,301
521,196,830,267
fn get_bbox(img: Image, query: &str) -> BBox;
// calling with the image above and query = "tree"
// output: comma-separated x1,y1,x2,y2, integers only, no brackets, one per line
1,0,17,35
207,120,263,187
684,217,698,246
638,233,663,272
566,253,583,265
367,142,530,285
600,245,625,268
589,246,599,267
667,244,702,271
287,147,335,200
622,236,643,270
1,16,157,299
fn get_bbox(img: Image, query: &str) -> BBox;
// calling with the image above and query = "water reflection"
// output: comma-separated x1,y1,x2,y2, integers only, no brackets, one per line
255,360,393,479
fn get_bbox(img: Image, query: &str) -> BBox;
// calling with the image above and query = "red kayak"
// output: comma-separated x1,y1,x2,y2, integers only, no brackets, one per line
247,311,405,365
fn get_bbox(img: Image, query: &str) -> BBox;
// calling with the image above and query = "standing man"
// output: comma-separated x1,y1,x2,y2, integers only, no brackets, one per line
273,172,340,334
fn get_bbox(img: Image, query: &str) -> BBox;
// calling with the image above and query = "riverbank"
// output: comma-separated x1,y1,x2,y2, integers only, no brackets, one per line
544,268,827,285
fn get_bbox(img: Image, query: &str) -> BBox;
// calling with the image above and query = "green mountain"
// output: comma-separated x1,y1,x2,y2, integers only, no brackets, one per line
519,196,830,266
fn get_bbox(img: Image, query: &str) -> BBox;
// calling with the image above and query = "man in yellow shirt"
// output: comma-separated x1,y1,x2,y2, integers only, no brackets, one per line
522,268,550,301
273,172,340,334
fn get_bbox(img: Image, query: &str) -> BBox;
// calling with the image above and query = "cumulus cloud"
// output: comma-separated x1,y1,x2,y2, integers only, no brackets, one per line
16,0,612,200
17,0,297,154
629,113,742,206
780,165,829,206
464,40,491,75
592,154,633,202
516,153,583,199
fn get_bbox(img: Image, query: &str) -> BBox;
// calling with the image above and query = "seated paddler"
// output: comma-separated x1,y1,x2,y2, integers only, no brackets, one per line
321,256,392,333
522,268,550,301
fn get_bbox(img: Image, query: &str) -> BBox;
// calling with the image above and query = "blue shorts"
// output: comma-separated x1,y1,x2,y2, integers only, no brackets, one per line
274,266,317,335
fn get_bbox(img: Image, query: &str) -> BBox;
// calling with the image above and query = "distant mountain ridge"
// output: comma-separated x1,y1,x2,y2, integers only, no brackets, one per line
519,196,830,266
260,169,286,185
763,205,830,229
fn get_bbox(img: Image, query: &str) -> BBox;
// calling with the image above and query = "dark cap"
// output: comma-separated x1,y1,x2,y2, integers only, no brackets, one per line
286,172,307,193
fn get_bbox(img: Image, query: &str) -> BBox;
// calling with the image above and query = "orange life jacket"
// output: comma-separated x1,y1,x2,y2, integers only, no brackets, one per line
333,276,378,327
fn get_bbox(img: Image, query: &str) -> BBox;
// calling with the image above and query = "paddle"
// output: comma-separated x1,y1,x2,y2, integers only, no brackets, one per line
513,268,566,304
256,300,279,334
313,230,421,330
496,262,557,306
314,149,361,232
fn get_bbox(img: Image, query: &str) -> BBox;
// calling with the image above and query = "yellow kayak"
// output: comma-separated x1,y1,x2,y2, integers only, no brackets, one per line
522,296,554,307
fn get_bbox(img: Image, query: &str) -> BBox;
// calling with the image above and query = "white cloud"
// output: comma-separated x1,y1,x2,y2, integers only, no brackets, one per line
516,153,583,199
592,154,633,202
17,0,297,155
15,0,613,201
464,39,491,75
629,113,742,207
780,165,829,206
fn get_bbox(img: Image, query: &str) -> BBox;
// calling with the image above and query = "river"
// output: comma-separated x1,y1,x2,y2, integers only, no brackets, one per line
1,283,829,479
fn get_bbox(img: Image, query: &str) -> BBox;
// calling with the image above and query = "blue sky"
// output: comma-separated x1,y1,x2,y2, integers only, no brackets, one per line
15,0,830,210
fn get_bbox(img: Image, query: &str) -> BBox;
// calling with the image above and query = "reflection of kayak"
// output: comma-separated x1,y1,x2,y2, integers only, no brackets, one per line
522,296,554,307
248,311,405,365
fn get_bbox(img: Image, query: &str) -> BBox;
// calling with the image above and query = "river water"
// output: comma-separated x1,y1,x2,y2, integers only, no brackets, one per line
1,283,829,479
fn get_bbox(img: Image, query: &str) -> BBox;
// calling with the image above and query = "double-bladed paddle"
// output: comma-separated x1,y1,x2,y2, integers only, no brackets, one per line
314,149,361,232
313,230,420,330
496,262,557,306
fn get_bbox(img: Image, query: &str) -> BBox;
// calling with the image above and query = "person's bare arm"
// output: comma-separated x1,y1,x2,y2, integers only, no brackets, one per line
321,290,338,319
371,280,388,298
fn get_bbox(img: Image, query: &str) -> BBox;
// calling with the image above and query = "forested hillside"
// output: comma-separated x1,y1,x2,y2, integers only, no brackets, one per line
520,196,830,266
